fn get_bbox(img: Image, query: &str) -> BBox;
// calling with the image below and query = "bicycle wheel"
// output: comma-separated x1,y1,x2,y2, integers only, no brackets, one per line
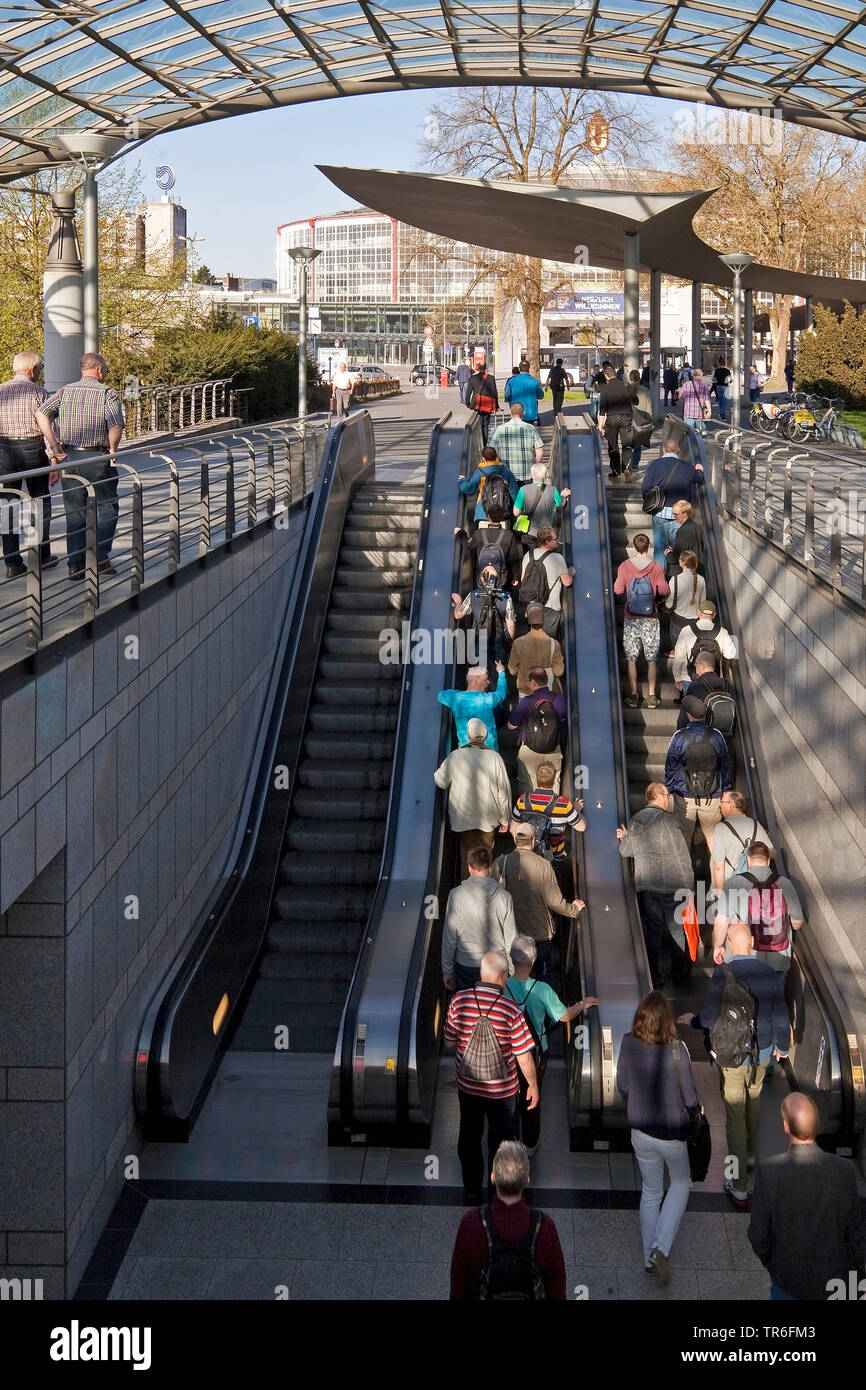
753,407,775,434
784,415,810,443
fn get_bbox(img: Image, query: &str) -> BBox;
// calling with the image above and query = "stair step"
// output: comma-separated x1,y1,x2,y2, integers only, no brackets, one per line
335,567,414,588
307,705,397,734
318,658,396,682
303,731,396,761
266,921,368,955
273,886,372,921
320,635,395,663
279,851,380,887
313,681,400,705
343,528,420,547
330,589,409,612
326,614,407,636
339,547,417,569
292,788,389,819
297,758,394,789
258,953,356,982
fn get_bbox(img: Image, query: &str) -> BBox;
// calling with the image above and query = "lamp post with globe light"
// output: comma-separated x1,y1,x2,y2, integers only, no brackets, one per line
52,131,127,356
720,253,755,426
287,245,322,425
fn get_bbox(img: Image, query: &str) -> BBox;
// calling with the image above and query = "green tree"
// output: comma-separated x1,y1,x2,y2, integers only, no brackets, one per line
192,264,216,284
796,302,866,407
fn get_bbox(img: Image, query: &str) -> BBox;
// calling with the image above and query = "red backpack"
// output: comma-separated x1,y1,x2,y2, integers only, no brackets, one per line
475,373,496,413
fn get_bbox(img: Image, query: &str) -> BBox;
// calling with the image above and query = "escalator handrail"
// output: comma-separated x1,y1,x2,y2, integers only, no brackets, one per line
681,423,861,1143
337,411,455,1128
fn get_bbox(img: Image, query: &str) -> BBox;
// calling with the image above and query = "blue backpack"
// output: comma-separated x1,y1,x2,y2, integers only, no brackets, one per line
626,573,656,617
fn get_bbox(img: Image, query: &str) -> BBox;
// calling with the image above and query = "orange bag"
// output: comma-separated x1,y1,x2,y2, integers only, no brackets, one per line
682,894,700,962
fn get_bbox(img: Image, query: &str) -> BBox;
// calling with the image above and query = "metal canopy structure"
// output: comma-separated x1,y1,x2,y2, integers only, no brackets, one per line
1,1,866,182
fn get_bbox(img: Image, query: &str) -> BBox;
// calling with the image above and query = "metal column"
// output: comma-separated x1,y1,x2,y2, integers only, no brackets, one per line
744,289,754,382
649,269,661,418
297,263,308,426
83,170,99,354
43,192,84,391
691,280,703,370
731,270,743,428
623,232,640,374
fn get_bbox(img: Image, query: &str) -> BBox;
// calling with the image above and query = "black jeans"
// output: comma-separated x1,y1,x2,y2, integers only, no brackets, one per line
639,889,691,987
0,435,52,563
551,390,565,415
61,449,119,568
457,1089,519,1195
604,416,633,474
478,412,492,445
517,1048,548,1150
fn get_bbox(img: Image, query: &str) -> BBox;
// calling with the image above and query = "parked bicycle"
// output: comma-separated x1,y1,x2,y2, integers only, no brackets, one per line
782,395,861,447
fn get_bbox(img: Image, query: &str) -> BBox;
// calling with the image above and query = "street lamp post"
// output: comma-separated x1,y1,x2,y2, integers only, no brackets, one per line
53,132,127,354
720,253,755,427
287,245,322,425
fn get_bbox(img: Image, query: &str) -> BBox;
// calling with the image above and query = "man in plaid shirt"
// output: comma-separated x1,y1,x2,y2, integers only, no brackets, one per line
489,403,544,485
0,350,59,577
37,352,125,579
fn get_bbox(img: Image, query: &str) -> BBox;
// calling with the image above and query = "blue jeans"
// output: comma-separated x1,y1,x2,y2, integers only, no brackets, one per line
771,1284,796,1300
631,1128,692,1263
652,513,678,567
61,450,119,568
631,444,642,470
715,386,729,422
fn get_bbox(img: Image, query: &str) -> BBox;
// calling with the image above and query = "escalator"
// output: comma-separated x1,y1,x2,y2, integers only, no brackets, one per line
230,485,423,1055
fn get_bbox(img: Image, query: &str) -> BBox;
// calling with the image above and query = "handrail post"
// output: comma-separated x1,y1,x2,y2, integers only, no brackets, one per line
829,477,842,590
112,461,144,593
149,452,181,573
804,467,815,575
235,436,258,528
783,459,793,552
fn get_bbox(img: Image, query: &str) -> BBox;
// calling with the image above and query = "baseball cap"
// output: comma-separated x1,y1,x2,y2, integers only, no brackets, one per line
466,718,487,739
514,824,536,840
698,600,716,616
525,603,544,624
683,694,708,719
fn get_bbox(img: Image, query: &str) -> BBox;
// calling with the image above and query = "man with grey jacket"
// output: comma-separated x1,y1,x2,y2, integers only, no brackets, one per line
442,847,518,993
616,781,694,987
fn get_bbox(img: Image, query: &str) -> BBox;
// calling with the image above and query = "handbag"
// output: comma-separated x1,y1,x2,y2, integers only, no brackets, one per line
630,406,654,447
514,482,550,534
682,892,700,962
672,1040,711,1182
642,459,680,516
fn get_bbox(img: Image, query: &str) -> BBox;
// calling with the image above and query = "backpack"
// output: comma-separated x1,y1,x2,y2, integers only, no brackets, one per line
476,530,509,585
506,977,545,1051
515,790,557,856
681,727,719,798
626,571,656,617
475,374,496,413
457,988,510,1084
524,696,561,754
678,366,693,385
704,690,737,737
518,551,551,606
480,470,511,518
726,818,757,876
742,869,791,952
479,1205,546,1301
708,966,757,1068
686,620,722,675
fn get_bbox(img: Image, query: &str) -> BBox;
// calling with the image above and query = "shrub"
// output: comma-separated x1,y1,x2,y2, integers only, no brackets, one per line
796,301,866,408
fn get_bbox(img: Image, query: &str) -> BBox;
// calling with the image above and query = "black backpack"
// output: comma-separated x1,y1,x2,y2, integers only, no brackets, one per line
681,727,718,798
475,530,509,585
524,696,561,754
479,1205,546,1301
708,965,757,1069
481,471,511,518
518,551,551,606
704,689,737,737
686,620,722,675
515,790,557,856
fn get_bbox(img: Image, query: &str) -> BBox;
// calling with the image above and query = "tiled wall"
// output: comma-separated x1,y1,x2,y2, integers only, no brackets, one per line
0,510,307,1297
724,524,866,1049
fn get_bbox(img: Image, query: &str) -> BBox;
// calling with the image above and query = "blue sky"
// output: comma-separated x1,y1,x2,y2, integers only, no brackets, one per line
113,89,673,279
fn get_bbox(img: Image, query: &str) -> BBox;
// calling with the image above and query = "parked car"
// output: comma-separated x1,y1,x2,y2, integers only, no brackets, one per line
347,364,391,385
410,363,456,385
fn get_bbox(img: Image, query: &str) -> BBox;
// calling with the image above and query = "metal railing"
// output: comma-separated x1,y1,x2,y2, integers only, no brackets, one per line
124,378,238,437
0,416,331,670
704,428,866,610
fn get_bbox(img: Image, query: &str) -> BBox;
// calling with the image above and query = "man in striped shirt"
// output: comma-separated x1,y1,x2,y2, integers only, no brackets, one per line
36,352,125,579
0,350,59,577
444,950,538,1200
512,759,586,862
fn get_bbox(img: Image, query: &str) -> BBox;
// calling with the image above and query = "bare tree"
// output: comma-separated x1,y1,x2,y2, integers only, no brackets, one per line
419,87,649,375
662,120,866,387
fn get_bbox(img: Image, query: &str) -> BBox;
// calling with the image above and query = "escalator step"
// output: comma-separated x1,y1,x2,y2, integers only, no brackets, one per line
279,850,380,887
273,886,372,921
339,547,417,568
343,527,420,547
302,732,395,762
266,921,366,954
318,659,397,682
258,952,356,982
320,635,398,664
313,681,400,705
292,788,389,819
297,758,393,789
285,825,384,853
307,704,397,733
232,1020,340,1054
330,588,408,612
335,567,414,588
326,614,406,636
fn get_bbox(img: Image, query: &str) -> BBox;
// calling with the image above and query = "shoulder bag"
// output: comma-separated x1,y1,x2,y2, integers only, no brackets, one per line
642,459,680,516
672,1040,711,1181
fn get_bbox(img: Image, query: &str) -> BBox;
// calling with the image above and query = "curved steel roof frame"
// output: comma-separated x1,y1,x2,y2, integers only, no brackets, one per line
0,2,866,182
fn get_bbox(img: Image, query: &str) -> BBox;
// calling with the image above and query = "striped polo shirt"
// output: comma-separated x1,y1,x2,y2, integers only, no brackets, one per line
444,983,534,1099
513,788,581,856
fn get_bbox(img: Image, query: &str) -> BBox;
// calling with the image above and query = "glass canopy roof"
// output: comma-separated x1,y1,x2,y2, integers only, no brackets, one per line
0,0,864,179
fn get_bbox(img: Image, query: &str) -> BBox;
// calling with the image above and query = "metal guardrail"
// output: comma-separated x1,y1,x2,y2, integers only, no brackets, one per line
123,378,239,437
0,416,330,670
705,427,866,610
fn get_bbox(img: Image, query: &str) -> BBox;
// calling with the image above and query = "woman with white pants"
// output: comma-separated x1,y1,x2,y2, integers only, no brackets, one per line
617,991,700,1282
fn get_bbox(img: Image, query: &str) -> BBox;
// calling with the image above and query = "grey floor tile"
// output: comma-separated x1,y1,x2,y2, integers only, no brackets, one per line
290,1260,375,1301
338,1204,421,1261
206,1259,298,1301
696,1269,770,1300
548,1208,575,1266
269,1202,349,1257
668,1212,733,1268
617,1264,700,1300
569,1264,618,1301
129,1200,281,1259
360,1148,390,1185
609,1152,639,1191
371,1260,450,1300
106,1258,135,1301
419,1205,465,1261
722,1211,766,1271
574,1209,644,1268
385,1147,461,1186
121,1256,214,1300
